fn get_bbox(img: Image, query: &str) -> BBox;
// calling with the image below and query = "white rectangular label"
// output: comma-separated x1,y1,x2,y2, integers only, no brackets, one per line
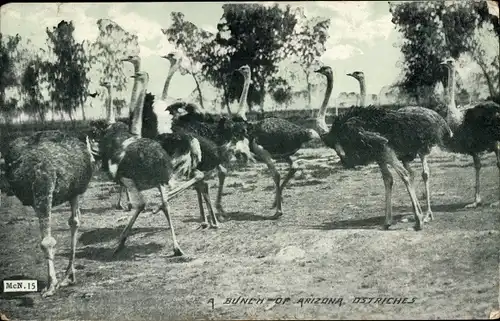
3,280,38,292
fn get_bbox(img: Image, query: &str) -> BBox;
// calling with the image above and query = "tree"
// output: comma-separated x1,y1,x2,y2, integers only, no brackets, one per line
45,20,90,121
0,33,22,120
389,0,499,103
162,12,215,109
282,7,330,110
200,3,298,113
20,55,50,122
88,19,140,118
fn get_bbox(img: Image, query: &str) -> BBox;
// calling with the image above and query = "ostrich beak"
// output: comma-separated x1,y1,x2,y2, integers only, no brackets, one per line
130,75,136,79
346,73,353,77
314,68,322,73
440,60,448,65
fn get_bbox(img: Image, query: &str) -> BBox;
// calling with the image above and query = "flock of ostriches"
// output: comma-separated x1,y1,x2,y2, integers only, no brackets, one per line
0,53,499,297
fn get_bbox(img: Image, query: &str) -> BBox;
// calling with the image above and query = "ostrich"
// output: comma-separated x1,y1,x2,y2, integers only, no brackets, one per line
346,71,366,107
346,69,452,221
297,66,333,135
233,65,321,219
440,57,500,208
316,66,452,230
93,70,205,256
1,130,95,297
119,53,246,229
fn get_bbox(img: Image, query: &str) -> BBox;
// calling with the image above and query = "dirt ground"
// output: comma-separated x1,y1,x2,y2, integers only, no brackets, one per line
1,147,499,320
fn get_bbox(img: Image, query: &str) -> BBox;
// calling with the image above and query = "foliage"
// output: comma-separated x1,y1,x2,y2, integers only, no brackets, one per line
88,19,140,112
20,55,50,122
282,8,331,108
389,0,499,100
45,20,90,120
163,12,215,109
200,3,298,111
0,33,22,117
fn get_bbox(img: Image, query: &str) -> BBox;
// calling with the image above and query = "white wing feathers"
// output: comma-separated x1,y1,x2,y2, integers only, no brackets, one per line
153,99,174,134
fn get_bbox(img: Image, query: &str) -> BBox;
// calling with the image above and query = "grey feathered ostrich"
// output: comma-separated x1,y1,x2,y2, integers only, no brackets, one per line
234,65,321,219
93,70,204,256
316,66,452,230
440,57,500,208
1,130,95,297
347,69,453,221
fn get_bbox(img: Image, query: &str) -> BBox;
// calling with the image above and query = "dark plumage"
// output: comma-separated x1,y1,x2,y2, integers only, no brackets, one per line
92,71,204,257
2,130,94,297
321,106,449,230
447,101,500,155
147,96,248,227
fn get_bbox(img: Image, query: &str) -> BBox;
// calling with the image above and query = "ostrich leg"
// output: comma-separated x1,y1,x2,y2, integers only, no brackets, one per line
465,153,482,208
215,164,227,214
114,177,145,256
58,195,81,288
116,186,132,211
491,141,500,208
377,162,395,229
271,156,299,209
34,173,58,297
200,181,219,228
250,141,282,219
385,148,424,230
159,184,184,256
420,154,434,222
195,183,208,229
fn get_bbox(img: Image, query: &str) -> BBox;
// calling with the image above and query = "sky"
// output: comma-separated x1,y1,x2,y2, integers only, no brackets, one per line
0,1,491,119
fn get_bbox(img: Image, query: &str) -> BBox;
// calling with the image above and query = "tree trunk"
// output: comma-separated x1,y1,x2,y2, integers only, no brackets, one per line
191,73,205,109
474,55,497,97
81,101,86,120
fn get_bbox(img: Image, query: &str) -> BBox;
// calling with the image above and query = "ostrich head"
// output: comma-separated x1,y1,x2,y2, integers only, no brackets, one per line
121,55,141,64
314,66,333,78
237,65,251,78
161,51,182,67
440,57,456,69
346,71,365,81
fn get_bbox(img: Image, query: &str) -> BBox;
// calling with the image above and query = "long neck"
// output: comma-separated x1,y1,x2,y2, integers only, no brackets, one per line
130,80,146,136
315,74,333,134
358,78,366,107
446,64,462,128
161,63,178,101
236,73,251,119
106,86,115,124
128,60,141,118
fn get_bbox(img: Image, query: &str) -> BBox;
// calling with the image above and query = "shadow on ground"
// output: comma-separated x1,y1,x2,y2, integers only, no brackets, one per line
78,227,166,245
308,214,405,230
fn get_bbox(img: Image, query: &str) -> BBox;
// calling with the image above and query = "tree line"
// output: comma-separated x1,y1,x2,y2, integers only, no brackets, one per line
1,2,498,124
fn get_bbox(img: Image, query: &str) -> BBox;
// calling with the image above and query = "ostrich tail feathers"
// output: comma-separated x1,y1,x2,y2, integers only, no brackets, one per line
153,99,173,134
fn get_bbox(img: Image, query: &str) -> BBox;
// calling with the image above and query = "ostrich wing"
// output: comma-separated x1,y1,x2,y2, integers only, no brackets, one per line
343,117,388,149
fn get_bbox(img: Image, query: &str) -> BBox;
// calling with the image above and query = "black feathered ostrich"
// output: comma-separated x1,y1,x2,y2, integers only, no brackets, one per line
439,57,500,208
347,69,453,222
147,52,252,228
233,65,322,219
317,66,452,230
1,130,95,297
92,70,205,256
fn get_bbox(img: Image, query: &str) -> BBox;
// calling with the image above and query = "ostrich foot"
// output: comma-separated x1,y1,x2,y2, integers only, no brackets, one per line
271,211,283,219
199,222,209,229
173,247,185,257
423,211,434,223
57,267,76,288
215,203,225,214
209,223,220,229
41,282,58,298
115,202,132,211
413,223,423,231
490,201,499,208
400,215,415,223
112,242,125,257
465,201,482,209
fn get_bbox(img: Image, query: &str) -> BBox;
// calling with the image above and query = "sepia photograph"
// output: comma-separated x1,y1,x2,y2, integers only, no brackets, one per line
0,1,499,319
